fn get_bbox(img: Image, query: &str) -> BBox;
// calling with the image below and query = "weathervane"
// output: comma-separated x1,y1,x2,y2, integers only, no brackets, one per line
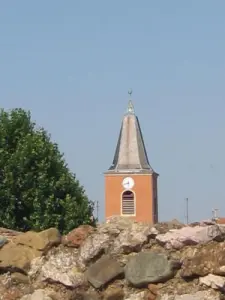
128,88,133,98
127,88,135,114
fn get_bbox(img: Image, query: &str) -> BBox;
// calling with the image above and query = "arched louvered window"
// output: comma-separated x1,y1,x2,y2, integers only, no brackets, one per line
121,190,135,215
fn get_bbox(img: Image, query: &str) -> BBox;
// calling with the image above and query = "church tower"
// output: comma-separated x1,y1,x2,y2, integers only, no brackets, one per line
104,92,159,223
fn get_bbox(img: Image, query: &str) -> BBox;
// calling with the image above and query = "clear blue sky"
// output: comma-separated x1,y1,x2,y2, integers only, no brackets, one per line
1,1,225,223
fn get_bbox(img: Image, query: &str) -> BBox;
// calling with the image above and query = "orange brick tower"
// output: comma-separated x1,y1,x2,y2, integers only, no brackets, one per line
104,91,159,223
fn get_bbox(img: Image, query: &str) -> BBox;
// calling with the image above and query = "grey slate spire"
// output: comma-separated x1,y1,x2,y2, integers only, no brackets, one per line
106,92,156,174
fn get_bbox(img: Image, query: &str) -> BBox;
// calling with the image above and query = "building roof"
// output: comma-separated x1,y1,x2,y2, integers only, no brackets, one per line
106,96,157,175
214,218,225,224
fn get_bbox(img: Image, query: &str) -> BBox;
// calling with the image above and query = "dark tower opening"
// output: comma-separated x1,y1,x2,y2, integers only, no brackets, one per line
122,190,135,215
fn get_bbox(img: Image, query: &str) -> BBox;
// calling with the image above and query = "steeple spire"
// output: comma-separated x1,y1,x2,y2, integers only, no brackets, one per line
104,92,159,224
106,92,156,174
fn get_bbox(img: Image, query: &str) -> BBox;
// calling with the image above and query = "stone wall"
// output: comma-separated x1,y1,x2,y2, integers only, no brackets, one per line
0,217,225,300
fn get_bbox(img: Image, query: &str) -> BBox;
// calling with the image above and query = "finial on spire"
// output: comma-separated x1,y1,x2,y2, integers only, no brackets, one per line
127,100,135,114
127,89,135,114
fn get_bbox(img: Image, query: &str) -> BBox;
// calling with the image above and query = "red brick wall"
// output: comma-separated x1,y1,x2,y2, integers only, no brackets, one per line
105,173,158,223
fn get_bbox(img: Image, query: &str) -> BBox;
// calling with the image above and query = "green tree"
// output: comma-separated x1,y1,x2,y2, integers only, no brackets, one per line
0,108,96,234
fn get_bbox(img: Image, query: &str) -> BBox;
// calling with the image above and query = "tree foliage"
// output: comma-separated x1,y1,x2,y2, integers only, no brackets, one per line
0,108,96,234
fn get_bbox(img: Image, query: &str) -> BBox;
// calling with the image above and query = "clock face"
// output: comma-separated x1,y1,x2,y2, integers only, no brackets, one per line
122,177,135,189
